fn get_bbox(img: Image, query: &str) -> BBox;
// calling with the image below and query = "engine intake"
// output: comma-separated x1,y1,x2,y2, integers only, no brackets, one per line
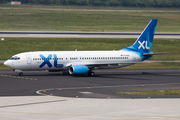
69,65,89,75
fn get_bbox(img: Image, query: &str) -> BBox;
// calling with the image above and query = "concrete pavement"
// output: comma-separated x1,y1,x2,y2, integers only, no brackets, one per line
0,96,180,120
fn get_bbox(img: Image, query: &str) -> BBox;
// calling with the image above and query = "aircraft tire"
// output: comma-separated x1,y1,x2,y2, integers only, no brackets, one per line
19,72,23,76
91,72,95,76
88,71,95,76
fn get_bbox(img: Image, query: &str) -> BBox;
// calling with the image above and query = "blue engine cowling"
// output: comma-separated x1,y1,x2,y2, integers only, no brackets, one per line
69,65,89,75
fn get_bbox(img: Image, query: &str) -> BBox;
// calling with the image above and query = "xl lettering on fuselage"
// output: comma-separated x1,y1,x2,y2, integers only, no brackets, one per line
39,54,63,68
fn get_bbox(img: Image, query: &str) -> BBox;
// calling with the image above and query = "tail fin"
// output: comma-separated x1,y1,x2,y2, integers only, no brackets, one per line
122,19,158,54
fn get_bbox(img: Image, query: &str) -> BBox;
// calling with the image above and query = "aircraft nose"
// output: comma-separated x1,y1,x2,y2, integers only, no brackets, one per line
4,60,12,68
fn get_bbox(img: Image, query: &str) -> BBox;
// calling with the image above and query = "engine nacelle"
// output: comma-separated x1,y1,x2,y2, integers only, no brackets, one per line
69,65,89,75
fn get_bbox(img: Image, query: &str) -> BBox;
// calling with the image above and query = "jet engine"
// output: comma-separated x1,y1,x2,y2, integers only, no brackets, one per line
69,65,89,75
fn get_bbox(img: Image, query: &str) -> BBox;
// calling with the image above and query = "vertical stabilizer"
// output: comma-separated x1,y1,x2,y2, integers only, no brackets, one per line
122,19,158,54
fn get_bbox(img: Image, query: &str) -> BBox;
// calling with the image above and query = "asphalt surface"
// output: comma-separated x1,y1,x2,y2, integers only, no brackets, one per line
0,31,180,38
1,69,180,99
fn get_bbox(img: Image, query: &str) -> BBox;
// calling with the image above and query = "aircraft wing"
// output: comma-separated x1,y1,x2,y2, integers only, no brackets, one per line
65,62,138,70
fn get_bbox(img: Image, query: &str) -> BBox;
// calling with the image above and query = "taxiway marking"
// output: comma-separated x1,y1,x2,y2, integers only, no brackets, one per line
36,82,180,96
0,74,37,80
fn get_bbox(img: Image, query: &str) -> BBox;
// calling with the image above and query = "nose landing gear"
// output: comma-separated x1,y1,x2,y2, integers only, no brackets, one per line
15,70,23,76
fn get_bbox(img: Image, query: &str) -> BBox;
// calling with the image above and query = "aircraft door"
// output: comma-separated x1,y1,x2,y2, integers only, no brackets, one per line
75,56,78,62
26,54,32,64
75,56,82,62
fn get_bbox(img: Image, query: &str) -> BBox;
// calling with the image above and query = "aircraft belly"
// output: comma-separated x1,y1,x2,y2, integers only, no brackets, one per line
98,63,132,69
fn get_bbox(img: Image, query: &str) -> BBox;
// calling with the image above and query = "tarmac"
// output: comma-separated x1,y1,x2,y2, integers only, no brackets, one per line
0,69,180,119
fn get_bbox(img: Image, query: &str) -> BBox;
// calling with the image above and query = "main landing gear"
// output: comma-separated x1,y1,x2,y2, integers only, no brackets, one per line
88,71,95,76
19,72,23,76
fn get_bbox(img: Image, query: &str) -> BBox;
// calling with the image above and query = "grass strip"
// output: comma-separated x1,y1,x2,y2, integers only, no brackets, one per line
117,89,180,95
0,5,180,32
1,4,180,11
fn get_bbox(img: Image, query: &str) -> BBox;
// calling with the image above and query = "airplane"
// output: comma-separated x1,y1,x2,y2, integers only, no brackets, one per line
3,19,171,76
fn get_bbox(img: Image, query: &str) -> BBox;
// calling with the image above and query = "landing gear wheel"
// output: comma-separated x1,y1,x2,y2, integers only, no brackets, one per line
91,72,95,76
19,72,23,76
88,71,95,76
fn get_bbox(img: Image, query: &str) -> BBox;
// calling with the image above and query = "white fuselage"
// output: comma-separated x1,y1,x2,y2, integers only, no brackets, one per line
4,51,142,71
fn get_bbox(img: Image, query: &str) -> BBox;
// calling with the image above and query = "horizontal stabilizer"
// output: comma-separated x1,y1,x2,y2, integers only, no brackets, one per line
143,52,177,56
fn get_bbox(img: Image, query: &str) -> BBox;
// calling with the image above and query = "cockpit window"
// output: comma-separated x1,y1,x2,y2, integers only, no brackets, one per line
10,56,20,60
